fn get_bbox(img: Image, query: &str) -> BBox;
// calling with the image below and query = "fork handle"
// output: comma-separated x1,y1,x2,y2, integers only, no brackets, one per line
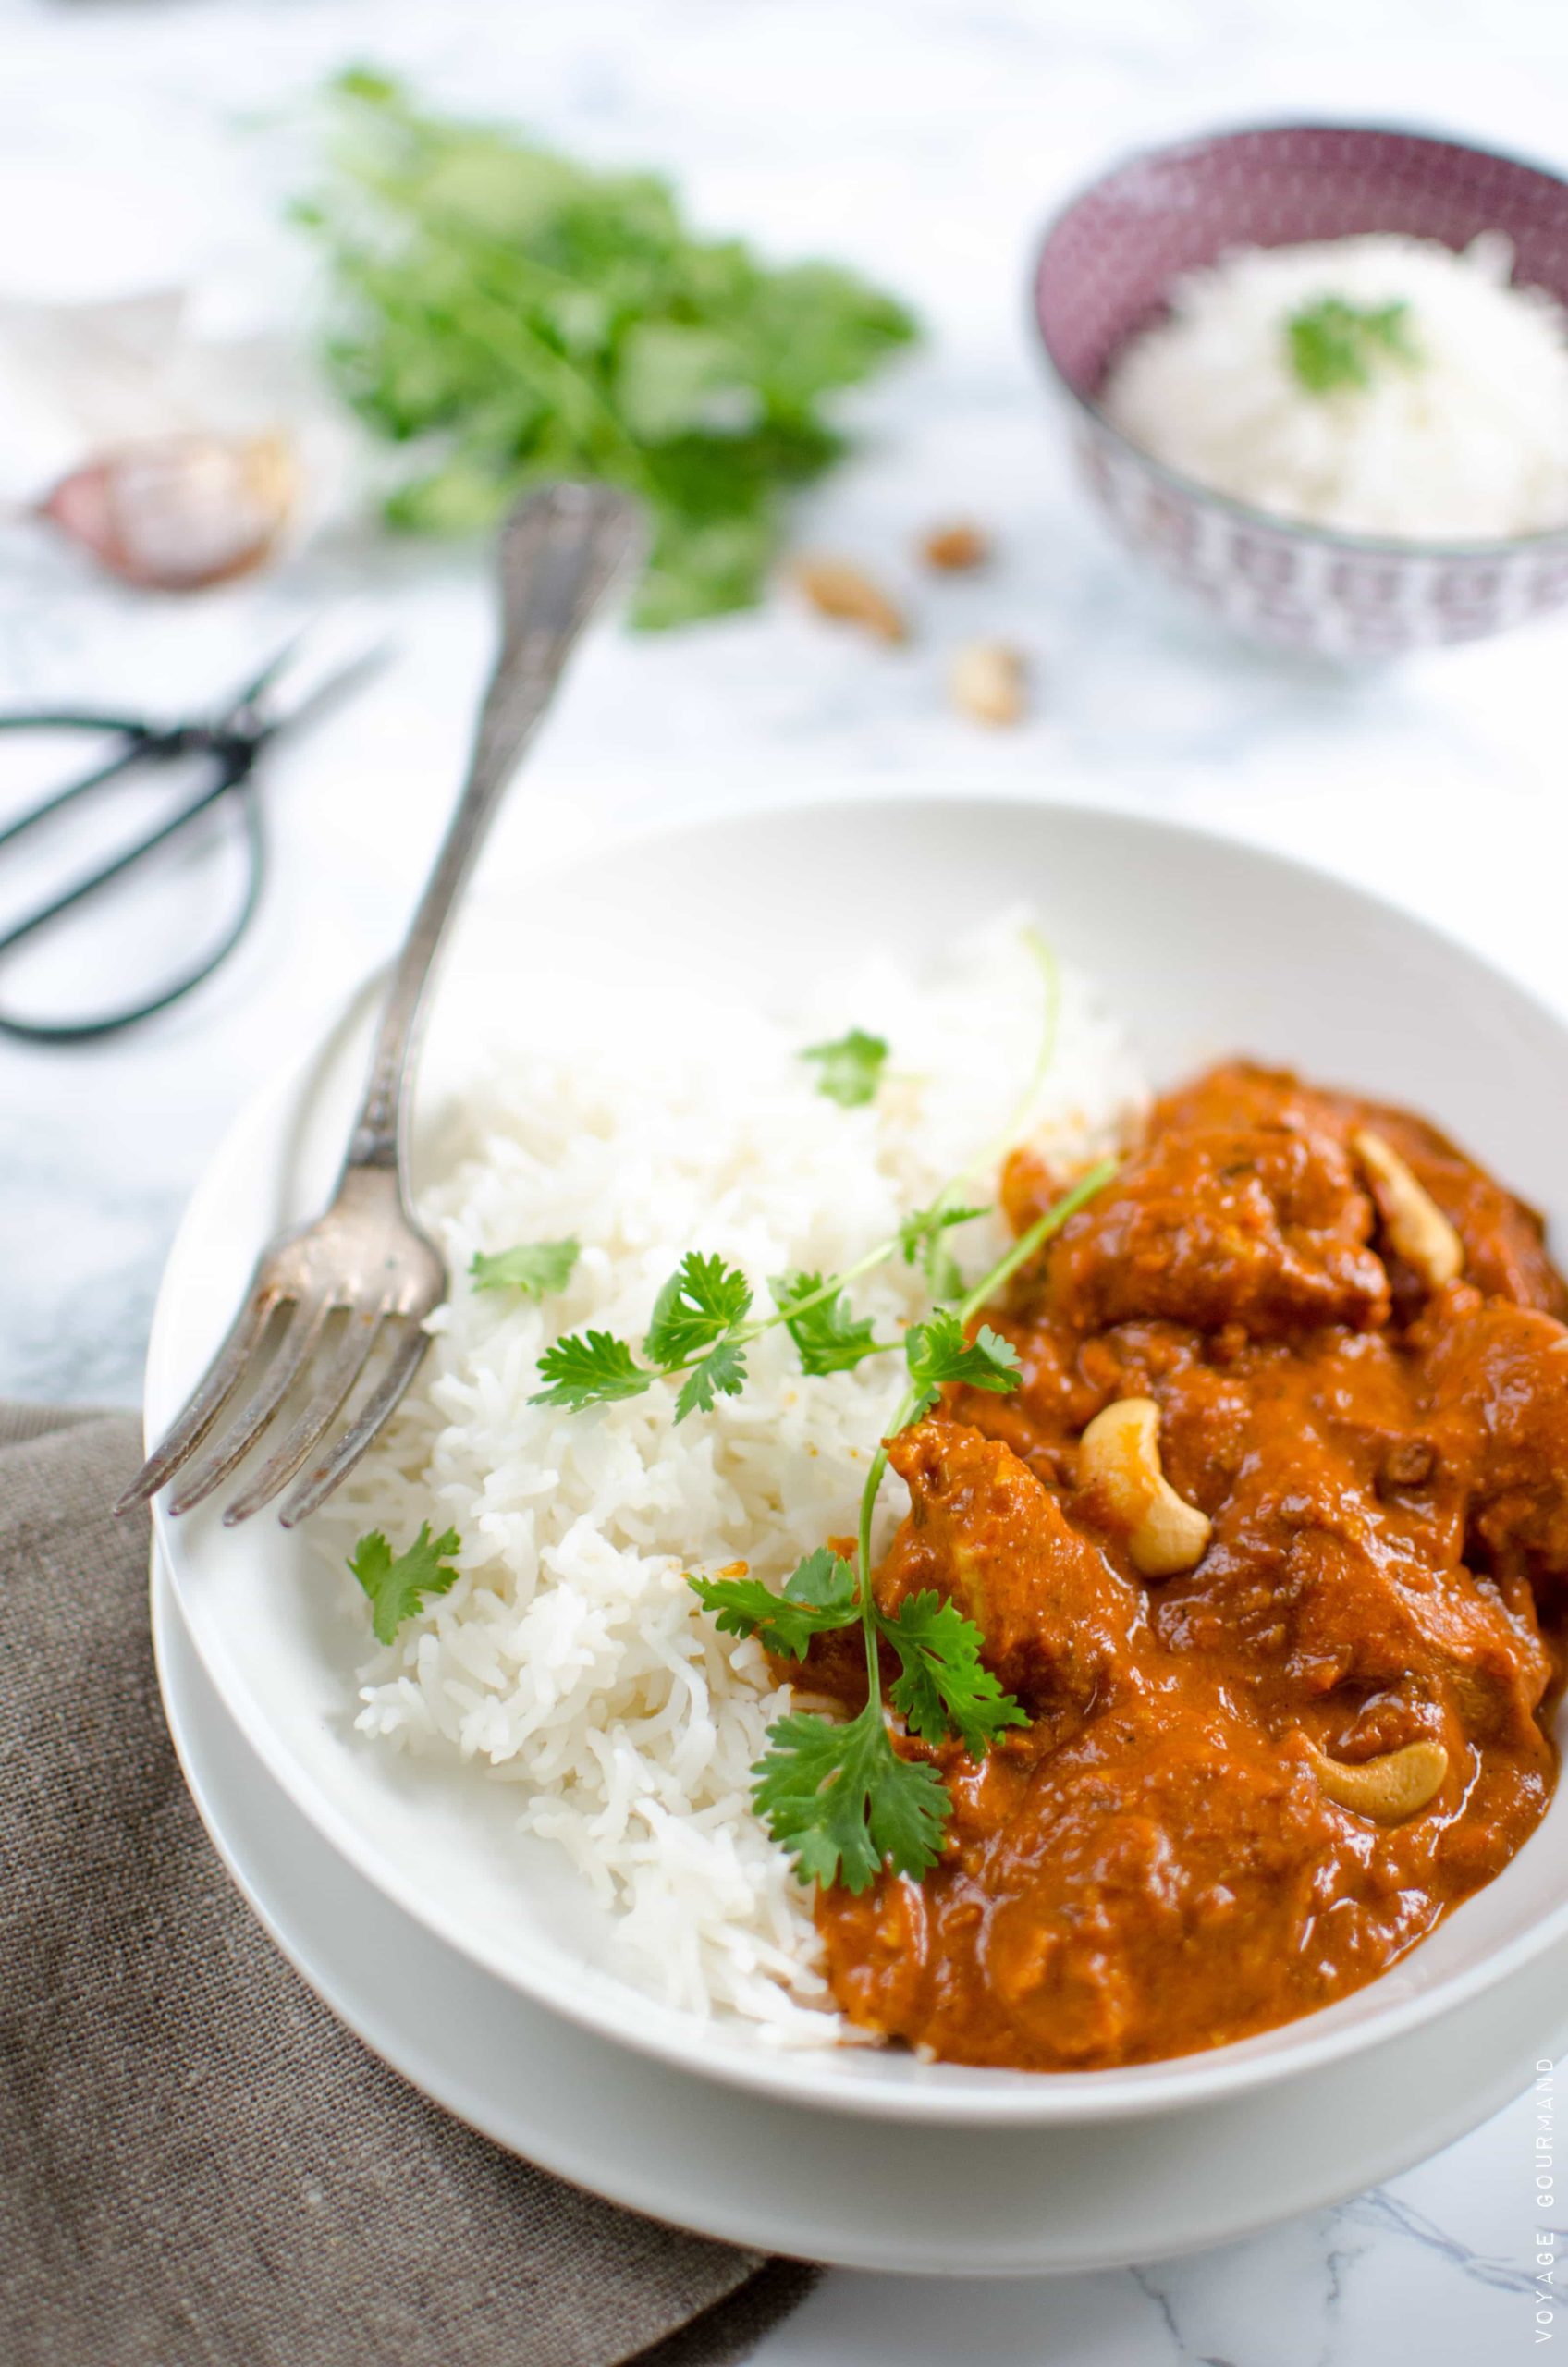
343,483,644,1173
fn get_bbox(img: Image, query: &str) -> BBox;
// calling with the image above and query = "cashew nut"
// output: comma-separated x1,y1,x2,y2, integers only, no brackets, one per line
1298,1734,1449,1822
1077,1396,1211,1577
949,640,1027,728
1353,1128,1463,1291
921,520,990,572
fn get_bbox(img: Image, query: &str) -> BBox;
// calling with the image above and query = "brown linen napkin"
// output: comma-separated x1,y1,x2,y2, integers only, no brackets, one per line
0,1404,815,2367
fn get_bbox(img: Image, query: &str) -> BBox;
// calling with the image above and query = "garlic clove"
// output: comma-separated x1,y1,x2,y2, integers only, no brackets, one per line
38,430,298,592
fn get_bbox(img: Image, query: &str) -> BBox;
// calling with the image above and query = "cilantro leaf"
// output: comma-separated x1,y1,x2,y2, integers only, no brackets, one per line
470,1237,580,1298
531,1330,652,1410
881,1591,1028,1756
349,1523,462,1646
1286,296,1421,395
674,1335,749,1421
752,1700,949,1891
897,1198,990,1303
800,1028,888,1108
897,1200,990,1266
925,1241,963,1304
690,1545,858,1658
903,1308,1021,1417
643,1251,753,1368
769,1270,884,1376
300,75,919,629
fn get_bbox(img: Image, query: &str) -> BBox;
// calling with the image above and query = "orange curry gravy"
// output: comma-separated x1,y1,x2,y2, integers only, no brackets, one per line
809,1063,1568,2071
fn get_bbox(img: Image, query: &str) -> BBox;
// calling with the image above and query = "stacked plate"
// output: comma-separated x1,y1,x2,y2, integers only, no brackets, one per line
148,796,1568,2275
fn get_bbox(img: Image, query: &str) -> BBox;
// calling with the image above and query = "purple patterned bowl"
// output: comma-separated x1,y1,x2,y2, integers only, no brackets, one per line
1034,124,1568,656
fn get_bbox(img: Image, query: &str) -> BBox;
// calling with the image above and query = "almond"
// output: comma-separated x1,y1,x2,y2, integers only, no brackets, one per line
791,556,907,643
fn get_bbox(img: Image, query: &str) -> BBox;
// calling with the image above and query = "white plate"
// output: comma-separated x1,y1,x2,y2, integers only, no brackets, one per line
147,792,1568,2127
152,1542,1568,2275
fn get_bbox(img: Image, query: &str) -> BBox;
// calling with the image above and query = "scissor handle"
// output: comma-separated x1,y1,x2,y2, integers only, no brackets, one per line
0,724,266,1045
0,715,162,850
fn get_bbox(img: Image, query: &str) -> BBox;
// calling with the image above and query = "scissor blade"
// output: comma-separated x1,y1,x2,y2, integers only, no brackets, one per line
214,611,391,744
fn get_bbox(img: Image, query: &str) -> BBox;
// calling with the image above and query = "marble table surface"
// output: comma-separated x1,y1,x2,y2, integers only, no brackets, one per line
5,0,1568,2356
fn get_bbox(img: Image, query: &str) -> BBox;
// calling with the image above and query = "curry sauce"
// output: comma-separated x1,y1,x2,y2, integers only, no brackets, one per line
811,1064,1568,2070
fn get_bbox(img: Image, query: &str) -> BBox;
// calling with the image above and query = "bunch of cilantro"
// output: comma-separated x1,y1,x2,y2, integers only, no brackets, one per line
296,70,920,627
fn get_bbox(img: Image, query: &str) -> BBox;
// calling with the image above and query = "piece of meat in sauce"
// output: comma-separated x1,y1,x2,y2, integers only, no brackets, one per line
877,1419,1139,1727
1048,1121,1389,1337
1419,1284,1568,1579
814,1061,1568,2072
1155,1062,1566,1320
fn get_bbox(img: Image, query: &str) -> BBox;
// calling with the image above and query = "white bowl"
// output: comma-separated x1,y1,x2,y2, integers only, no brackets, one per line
151,1540,1568,2272
148,791,1568,2128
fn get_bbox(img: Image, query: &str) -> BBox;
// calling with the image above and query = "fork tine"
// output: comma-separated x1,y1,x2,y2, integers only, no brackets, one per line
220,1309,386,1526
165,1299,332,1516
115,1287,282,1515
279,1321,432,1529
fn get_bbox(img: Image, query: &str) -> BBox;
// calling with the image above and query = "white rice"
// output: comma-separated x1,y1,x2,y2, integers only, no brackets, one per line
1101,231,1568,541
317,919,1145,2039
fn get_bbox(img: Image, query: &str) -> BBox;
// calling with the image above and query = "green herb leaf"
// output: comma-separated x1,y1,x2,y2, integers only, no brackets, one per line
752,1700,950,1892
674,1335,749,1421
531,1330,652,1410
690,1545,859,1658
643,1251,753,1367
897,1198,990,1303
801,1028,888,1109
897,1200,991,1267
470,1237,581,1298
881,1590,1029,1756
1286,296,1421,396
769,1270,884,1376
300,74,919,629
903,1308,1021,1417
349,1523,462,1646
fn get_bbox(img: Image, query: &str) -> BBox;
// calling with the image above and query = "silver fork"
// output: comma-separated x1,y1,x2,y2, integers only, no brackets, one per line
117,481,644,1531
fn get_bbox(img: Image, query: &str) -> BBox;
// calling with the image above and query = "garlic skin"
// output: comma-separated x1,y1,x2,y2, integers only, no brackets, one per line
39,431,298,592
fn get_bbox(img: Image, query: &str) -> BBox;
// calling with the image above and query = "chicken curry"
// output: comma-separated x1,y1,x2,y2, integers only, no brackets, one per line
808,1063,1568,2070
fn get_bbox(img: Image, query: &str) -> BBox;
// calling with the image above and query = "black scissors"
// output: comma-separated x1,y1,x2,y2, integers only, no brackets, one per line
0,626,381,1045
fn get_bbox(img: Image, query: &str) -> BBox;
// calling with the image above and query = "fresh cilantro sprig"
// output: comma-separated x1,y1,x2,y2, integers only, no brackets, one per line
532,1248,761,1417
533,1330,654,1410
470,1237,580,1297
523,932,1064,1417
898,1197,991,1303
437,927,1111,1890
349,1523,462,1645
299,71,918,628
528,1200,1012,1423
769,1271,881,1376
887,926,1060,1306
904,1307,1021,1418
645,1249,752,1360
532,1242,898,1418
693,1157,1115,1893
801,1027,889,1108
513,943,1112,1890
753,1701,949,1894
692,1546,858,1658
1286,296,1421,395
883,1592,1030,1757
